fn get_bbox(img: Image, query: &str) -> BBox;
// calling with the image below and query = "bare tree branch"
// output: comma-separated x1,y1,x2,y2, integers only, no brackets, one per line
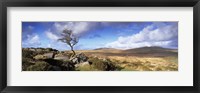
58,29,79,58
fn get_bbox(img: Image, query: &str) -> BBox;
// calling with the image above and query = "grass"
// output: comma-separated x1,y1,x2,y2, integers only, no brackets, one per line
107,56,178,71
75,64,98,71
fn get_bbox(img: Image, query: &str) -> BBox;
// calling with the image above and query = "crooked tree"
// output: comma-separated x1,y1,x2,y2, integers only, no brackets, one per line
58,29,78,58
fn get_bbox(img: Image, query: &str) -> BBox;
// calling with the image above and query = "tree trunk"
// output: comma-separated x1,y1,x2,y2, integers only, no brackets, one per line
70,46,76,58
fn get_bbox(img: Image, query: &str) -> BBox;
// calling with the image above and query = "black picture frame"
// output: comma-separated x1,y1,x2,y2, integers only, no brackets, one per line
0,0,199,93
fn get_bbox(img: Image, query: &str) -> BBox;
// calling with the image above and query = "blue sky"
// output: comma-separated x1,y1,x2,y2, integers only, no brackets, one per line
22,22,178,50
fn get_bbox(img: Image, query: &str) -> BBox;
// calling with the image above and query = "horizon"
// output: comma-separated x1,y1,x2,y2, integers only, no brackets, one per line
22,22,178,51
22,46,178,51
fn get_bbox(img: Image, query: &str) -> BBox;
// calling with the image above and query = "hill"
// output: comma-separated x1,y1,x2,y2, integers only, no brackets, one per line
74,46,178,57
123,46,177,57
94,48,120,51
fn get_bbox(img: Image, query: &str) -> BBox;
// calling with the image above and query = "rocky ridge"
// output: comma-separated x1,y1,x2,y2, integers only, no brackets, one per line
22,48,117,71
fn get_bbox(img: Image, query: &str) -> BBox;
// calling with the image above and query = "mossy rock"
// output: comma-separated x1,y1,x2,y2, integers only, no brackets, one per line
22,49,36,58
27,61,52,71
89,57,116,71
22,57,35,71
43,58,75,71
61,62,75,71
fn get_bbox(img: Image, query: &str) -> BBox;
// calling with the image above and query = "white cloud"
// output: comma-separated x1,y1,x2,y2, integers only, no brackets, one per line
47,44,51,48
105,23,178,49
45,30,59,40
22,34,41,47
28,35,39,44
28,25,34,30
52,22,134,38
49,42,70,51
72,22,90,36
53,22,92,37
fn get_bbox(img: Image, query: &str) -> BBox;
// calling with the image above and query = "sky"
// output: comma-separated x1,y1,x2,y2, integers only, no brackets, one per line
22,22,178,50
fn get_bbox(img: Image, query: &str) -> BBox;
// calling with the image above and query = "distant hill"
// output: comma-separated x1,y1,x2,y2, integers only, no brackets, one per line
94,48,121,51
91,46,178,57
124,46,176,52
123,46,177,57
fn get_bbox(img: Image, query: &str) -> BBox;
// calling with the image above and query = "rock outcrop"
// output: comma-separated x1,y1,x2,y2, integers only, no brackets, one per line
70,53,88,64
54,52,70,61
75,61,91,67
22,48,118,71
34,52,55,60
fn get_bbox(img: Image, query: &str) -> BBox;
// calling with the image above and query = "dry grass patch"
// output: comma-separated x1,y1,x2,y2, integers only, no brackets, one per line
107,56,178,71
